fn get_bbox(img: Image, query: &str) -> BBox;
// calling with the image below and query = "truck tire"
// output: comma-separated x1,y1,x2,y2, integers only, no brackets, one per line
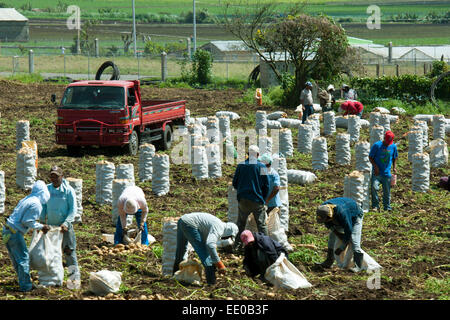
95,61,120,81
67,145,81,157
127,130,139,156
162,125,173,150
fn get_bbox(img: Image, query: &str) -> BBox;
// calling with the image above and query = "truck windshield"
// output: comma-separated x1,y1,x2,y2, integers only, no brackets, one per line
60,86,125,109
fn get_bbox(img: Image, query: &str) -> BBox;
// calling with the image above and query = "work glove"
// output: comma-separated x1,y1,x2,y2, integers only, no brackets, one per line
215,261,226,274
60,224,68,233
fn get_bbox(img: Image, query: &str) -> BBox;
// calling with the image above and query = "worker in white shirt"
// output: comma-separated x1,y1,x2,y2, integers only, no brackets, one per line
114,185,149,245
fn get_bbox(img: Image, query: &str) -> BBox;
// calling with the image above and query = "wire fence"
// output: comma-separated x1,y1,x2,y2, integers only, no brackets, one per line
1,44,448,82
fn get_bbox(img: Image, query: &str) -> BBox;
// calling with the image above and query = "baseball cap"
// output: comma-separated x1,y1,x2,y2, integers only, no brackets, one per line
49,165,63,176
240,230,255,246
384,130,395,145
305,81,312,87
327,84,335,91
259,153,273,165
248,145,260,155
124,198,139,214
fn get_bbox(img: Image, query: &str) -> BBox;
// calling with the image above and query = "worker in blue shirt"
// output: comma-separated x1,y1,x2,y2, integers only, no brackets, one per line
369,130,398,211
40,166,80,283
232,145,269,250
2,180,50,292
259,153,281,214
316,197,364,272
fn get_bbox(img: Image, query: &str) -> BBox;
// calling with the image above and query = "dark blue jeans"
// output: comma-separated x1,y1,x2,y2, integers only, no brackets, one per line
114,209,149,245
302,105,314,123
174,219,213,271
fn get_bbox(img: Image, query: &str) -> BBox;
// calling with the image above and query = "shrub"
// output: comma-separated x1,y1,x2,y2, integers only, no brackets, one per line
191,49,213,85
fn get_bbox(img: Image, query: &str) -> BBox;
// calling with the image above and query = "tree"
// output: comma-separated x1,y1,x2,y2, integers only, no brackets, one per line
222,1,360,106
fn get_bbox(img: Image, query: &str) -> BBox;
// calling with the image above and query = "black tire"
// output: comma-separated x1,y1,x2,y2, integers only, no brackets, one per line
162,125,173,150
67,145,82,157
127,130,139,156
95,61,120,81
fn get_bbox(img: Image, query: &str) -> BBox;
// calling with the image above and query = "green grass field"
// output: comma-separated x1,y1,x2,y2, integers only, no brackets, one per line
3,0,449,20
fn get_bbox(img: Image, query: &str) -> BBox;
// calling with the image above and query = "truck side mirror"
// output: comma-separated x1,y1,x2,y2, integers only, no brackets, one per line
51,94,56,103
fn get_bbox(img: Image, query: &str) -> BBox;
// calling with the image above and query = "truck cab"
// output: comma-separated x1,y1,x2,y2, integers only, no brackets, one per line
55,80,186,156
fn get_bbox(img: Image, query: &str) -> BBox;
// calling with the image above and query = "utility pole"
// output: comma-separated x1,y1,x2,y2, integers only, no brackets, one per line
132,0,137,57
193,0,197,53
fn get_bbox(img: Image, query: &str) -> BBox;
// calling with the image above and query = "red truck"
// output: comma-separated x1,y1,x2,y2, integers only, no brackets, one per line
53,80,186,156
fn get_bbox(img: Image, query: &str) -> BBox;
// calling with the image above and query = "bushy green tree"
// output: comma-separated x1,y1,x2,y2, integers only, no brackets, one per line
192,49,213,85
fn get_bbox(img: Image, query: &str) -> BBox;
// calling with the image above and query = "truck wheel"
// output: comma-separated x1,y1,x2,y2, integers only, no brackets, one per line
162,125,173,150
127,130,139,156
67,145,81,157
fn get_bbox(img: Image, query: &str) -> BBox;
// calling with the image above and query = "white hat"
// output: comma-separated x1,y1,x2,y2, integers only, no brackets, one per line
327,84,335,91
124,198,139,214
248,145,260,155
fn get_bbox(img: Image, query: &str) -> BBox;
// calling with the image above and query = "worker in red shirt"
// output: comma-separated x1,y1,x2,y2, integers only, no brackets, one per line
340,100,364,118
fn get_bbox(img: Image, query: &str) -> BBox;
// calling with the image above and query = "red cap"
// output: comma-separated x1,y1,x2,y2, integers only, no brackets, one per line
240,230,255,245
384,130,395,145
340,102,349,110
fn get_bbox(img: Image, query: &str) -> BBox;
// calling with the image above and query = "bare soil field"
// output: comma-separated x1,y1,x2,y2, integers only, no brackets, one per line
0,80,448,301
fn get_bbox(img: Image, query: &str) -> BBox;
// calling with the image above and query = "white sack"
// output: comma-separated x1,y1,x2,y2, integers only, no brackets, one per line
370,126,384,148
206,117,220,144
192,146,209,180
116,164,135,185
412,153,430,192
355,141,372,173
215,111,240,121
323,111,336,136
343,171,366,211
297,124,313,154
279,118,303,129
427,139,448,168
258,136,272,155
29,227,64,287
379,114,391,134
334,239,381,271
408,129,423,162
16,147,36,191
306,114,321,139
16,120,30,150
89,270,122,296
312,137,328,171
391,107,406,115
369,112,381,128
255,110,267,133
173,259,202,285
347,115,361,144
218,116,231,143
279,128,294,157
152,154,170,196
267,111,287,120
139,143,156,182
414,120,429,148
66,177,82,224
264,253,312,290
205,144,222,179
336,133,351,165
287,169,317,185
433,114,447,140
95,161,115,205
373,107,390,114
267,120,282,129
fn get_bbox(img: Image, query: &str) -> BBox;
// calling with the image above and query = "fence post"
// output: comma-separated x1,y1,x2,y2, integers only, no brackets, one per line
186,37,191,59
64,52,66,79
95,38,99,58
12,56,19,75
161,51,167,81
423,63,426,75
137,52,140,79
396,64,399,77
376,64,380,77
28,50,34,74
